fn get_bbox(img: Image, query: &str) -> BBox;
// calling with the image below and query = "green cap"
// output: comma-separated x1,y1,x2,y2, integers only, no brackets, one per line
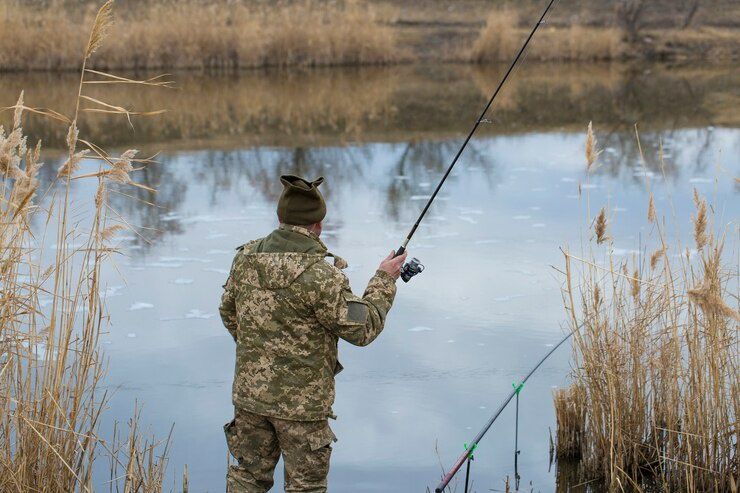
277,175,327,226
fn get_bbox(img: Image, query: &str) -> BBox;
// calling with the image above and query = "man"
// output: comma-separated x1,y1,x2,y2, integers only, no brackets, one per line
219,175,407,492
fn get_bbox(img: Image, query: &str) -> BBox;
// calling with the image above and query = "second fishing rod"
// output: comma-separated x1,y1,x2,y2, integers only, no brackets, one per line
395,0,559,284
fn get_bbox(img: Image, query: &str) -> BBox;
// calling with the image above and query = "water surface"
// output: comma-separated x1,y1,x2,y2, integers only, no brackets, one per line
6,62,738,492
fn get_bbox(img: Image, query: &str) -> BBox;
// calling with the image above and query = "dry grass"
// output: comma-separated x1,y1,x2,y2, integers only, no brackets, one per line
554,127,738,491
0,0,401,71
470,10,623,63
0,2,178,491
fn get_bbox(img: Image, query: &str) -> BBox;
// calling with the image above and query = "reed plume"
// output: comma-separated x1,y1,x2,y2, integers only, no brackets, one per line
594,207,608,244
555,141,737,491
0,2,180,491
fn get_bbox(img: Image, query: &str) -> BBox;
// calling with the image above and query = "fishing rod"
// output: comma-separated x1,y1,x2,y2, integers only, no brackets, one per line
397,0,559,284
434,326,577,493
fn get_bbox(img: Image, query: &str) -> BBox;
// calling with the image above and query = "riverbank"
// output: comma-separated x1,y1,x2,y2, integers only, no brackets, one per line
1,1,738,72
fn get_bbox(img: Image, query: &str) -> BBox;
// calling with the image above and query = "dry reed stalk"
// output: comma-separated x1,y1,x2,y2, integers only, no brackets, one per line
554,126,738,491
0,1,178,491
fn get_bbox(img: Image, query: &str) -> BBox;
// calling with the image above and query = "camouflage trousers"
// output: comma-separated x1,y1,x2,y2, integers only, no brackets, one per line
224,408,337,493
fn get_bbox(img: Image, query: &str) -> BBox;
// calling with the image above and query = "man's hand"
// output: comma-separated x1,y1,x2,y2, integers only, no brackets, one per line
378,250,408,281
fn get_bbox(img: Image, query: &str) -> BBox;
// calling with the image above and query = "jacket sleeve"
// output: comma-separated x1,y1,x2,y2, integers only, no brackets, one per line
219,257,239,342
313,267,397,347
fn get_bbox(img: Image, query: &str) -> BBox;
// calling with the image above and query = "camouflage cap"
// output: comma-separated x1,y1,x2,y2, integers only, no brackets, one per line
277,175,327,226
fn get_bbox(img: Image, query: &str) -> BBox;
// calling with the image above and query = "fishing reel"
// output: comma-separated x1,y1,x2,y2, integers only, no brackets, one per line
401,257,424,283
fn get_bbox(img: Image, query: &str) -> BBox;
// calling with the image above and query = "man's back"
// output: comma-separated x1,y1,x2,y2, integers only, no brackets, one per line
220,224,397,421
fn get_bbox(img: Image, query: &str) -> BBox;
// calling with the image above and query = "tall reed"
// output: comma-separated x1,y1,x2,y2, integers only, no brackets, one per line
554,126,738,491
470,10,623,63
0,1,178,490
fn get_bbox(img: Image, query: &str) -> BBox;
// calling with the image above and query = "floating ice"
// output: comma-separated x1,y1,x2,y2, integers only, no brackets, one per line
446,339,456,343
560,177,576,183
458,216,478,224
100,285,124,299
127,333,137,338
129,302,154,311
207,249,231,255
204,268,229,275
409,326,434,332
532,223,546,228
493,295,525,302
529,206,541,211
181,215,250,225
185,309,215,319
160,256,212,264
580,183,599,189
530,187,547,192
513,215,531,220
394,175,409,180
143,262,183,268
613,207,627,212
206,233,230,240
418,182,431,188
611,248,639,257
689,177,713,184
474,239,501,245
173,278,194,285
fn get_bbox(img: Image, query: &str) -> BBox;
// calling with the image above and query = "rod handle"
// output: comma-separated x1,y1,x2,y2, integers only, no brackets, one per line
394,246,405,258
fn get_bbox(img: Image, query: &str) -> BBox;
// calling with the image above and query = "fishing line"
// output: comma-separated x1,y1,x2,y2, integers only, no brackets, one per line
395,0,561,283
434,325,577,493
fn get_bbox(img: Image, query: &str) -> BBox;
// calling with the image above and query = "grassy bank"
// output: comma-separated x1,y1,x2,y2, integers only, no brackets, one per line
553,126,738,491
1,1,739,72
0,0,401,71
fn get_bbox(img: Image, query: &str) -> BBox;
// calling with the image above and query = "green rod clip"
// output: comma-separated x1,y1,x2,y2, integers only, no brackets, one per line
512,382,524,395
464,442,477,460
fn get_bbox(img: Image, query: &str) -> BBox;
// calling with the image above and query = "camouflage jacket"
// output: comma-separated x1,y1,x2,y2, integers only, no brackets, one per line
219,224,397,421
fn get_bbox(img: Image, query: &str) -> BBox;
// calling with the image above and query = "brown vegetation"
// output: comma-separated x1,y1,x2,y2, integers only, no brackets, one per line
0,2,180,490
554,126,738,491
471,11,623,63
0,0,400,71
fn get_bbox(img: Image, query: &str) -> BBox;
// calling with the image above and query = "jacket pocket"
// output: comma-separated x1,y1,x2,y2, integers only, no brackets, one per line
307,424,337,452
224,419,239,458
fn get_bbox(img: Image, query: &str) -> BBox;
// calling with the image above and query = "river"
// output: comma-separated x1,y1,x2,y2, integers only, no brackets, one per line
2,61,738,492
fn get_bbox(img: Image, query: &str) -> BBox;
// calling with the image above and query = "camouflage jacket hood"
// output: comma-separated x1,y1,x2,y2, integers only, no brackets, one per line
219,224,397,421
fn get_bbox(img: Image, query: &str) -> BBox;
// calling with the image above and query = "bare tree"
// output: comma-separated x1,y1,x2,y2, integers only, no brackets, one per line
615,0,646,44
678,0,701,29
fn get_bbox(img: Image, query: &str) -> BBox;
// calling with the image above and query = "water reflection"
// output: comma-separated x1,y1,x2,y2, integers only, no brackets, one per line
2,63,738,149
12,62,739,492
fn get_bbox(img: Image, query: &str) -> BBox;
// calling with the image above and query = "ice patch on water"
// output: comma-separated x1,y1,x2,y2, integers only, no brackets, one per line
181,215,250,225
532,223,546,228
474,239,500,245
530,187,547,192
561,177,576,183
529,206,541,211
580,183,599,189
173,278,194,285
410,195,449,201
409,326,434,332
204,268,229,275
127,333,137,338
418,182,431,188
493,295,525,302
458,208,483,215
207,249,231,255
446,339,456,343
513,215,531,220
129,302,153,311
100,285,124,299
39,297,54,307
458,216,478,224
145,262,183,268
689,177,713,184
185,309,215,319
206,233,230,240
160,256,213,264
613,207,627,212
394,175,409,180
566,194,579,199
